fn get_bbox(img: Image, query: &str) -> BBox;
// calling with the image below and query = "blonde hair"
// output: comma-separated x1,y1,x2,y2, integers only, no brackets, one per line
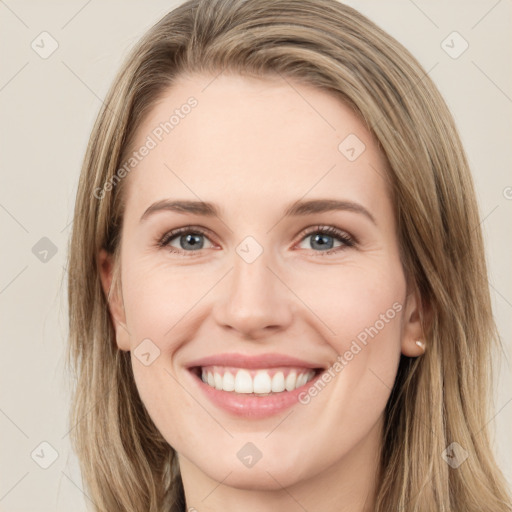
66,1,512,510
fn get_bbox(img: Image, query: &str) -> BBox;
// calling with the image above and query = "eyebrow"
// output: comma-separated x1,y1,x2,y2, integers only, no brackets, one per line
140,198,376,225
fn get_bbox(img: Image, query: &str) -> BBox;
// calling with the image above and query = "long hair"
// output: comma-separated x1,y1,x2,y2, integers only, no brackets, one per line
66,1,512,510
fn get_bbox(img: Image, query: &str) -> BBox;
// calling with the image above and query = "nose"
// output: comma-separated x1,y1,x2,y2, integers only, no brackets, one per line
212,249,294,339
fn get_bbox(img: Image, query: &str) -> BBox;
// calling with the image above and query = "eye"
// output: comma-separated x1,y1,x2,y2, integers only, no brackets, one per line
157,224,355,256
158,226,215,254
296,225,355,255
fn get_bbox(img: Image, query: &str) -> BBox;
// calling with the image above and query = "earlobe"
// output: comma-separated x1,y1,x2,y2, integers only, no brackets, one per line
400,289,427,358
415,340,426,352
98,249,131,351
405,339,426,357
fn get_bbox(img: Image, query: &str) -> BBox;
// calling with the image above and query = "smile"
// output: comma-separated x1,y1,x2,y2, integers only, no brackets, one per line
198,366,317,395
186,353,325,418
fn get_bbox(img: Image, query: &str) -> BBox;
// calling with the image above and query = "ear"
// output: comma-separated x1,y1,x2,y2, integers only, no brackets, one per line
400,287,427,357
98,249,131,351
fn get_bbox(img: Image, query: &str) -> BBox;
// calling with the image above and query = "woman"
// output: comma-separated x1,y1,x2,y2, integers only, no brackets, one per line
66,0,512,510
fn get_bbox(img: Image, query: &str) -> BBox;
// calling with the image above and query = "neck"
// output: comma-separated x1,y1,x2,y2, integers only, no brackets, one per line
179,417,383,512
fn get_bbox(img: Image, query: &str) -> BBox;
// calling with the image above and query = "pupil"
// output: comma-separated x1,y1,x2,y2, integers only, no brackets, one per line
181,233,203,250
312,234,333,250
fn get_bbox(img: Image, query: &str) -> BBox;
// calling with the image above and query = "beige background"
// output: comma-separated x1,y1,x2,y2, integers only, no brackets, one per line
0,0,510,510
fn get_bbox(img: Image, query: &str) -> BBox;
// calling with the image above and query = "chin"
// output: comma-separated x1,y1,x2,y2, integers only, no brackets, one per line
213,466,306,492
190,448,315,491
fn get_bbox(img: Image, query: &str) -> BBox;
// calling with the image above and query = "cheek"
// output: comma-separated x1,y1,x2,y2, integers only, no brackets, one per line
284,271,404,480
121,255,218,341
130,357,194,447
287,257,406,411
120,258,223,447
284,256,406,349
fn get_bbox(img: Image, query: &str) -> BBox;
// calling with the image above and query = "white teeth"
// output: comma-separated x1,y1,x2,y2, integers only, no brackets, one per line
214,372,223,390
297,373,307,388
253,371,272,393
201,368,316,394
222,371,235,392
234,369,253,393
271,371,285,392
285,371,297,391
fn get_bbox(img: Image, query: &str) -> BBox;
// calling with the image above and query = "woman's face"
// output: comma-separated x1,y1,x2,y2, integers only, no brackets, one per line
100,73,423,494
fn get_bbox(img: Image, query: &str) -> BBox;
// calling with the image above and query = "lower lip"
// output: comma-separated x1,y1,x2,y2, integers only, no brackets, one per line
188,369,322,419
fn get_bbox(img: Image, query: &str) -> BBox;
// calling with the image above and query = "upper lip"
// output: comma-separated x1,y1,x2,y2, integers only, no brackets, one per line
186,352,326,370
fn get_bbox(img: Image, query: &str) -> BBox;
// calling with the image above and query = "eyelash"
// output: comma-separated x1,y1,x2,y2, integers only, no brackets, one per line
157,225,356,257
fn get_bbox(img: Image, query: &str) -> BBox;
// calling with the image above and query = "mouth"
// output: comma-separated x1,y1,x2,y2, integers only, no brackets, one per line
189,365,321,395
185,353,326,418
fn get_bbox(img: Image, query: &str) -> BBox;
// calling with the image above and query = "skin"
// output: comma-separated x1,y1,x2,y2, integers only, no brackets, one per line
99,72,424,512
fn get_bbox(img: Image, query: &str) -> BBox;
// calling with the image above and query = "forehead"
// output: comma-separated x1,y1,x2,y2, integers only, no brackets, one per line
122,73,391,222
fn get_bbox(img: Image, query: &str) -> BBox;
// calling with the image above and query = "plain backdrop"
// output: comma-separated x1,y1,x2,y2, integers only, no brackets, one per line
0,1,511,510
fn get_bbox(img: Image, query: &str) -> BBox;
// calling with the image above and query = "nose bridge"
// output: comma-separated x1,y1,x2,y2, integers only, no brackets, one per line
213,241,293,337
